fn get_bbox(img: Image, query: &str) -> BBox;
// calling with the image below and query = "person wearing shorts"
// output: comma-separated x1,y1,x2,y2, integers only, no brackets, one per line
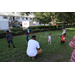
26,35,42,59
59,33,66,45
6,30,16,49
26,32,30,45
48,33,52,44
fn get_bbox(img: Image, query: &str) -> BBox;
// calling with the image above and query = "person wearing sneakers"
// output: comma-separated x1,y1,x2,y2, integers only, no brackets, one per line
59,33,66,46
6,30,16,49
48,33,52,44
26,35,42,59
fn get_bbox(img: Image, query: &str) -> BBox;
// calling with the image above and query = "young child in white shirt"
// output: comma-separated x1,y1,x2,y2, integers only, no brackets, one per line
59,28,66,38
62,28,66,35
48,33,52,44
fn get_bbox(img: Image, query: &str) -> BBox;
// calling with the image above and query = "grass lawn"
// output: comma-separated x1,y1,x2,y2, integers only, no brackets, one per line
0,28,75,62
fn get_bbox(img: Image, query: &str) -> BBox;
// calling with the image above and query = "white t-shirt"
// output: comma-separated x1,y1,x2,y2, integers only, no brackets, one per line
48,35,51,40
26,39,40,57
62,29,66,33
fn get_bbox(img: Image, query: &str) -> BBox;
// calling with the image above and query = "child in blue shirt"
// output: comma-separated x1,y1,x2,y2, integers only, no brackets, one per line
26,32,30,45
6,30,16,49
27,27,30,34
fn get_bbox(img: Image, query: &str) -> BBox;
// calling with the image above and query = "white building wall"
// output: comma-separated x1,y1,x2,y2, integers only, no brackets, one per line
18,17,32,22
0,21,9,30
0,16,9,21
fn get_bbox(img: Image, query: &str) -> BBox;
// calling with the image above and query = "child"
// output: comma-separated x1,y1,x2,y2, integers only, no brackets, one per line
59,33,66,45
27,27,30,34
62,28,66,35
26,32,30,45
59,28,66,38
48,33,52,44
6,30,16,49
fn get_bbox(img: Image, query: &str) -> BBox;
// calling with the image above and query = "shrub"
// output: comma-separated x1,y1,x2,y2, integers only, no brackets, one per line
11,27,23,32
22,29,27,34
10,31,16,36
15,31,22,35
0,30,6,38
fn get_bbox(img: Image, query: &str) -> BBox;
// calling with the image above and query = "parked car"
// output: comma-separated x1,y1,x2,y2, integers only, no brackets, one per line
13,24,20,27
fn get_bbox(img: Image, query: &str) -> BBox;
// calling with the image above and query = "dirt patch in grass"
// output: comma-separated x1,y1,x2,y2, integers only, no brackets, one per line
41,53,64,62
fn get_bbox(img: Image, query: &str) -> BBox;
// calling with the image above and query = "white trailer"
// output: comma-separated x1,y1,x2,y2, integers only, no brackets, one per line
22,21,33,29
0,21,9,30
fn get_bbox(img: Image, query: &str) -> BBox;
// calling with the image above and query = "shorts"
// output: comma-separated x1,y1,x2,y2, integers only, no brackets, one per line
61,40,65,44
8,40,14,44
48,39,51,42
62,32,66,35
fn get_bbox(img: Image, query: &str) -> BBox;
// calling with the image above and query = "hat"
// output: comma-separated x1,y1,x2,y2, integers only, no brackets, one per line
69,36,75,48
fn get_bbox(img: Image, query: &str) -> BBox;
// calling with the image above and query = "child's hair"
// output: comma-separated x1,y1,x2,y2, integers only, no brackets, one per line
64,33,66,36
6,30,9,33
49,33,51,35
32,35,36,38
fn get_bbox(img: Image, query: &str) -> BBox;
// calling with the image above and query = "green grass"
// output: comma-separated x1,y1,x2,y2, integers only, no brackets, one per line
0,28,75,62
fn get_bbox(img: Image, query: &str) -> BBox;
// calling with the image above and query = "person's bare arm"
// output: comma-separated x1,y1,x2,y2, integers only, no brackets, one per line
37,48,40,50
59,35,62,37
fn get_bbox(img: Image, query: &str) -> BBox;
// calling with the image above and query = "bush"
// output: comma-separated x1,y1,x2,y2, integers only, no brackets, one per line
22,29,27,34
10,27,23,36
30,25,63,33
11,27,23,32
15,31,22,35
10,31,16,36
10,31,22,36
0,30,6,38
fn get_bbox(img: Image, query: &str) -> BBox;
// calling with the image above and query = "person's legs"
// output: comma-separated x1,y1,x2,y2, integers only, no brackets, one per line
61,40,63,45
48,40,49,44
8,41,10,48
32,49,42,59
11,40,16,48
63,41,65,45
50,40,51,44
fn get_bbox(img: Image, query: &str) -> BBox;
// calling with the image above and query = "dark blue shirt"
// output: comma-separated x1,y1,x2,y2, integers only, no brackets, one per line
6,33,13,41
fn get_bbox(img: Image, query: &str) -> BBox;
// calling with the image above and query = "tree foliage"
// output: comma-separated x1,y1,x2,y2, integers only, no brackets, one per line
12,12,75,25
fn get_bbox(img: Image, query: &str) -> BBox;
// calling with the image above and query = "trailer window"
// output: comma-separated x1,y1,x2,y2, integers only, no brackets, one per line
3,16,8,19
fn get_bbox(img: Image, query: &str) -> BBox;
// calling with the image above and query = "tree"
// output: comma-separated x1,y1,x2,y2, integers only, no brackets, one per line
12,12,31,16
34,12,52,25
55,12,75,25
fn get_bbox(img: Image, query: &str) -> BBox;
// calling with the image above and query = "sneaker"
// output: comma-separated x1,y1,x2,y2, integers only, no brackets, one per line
29,56,32,59
32,56,37,59
14,47,16,49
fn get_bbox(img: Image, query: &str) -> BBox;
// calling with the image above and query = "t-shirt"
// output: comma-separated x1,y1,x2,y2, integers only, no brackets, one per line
27,29,29,33
62,29,66,33
6,33,13,41
62,36,66,41
48,35,51,40
26,39,40,57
